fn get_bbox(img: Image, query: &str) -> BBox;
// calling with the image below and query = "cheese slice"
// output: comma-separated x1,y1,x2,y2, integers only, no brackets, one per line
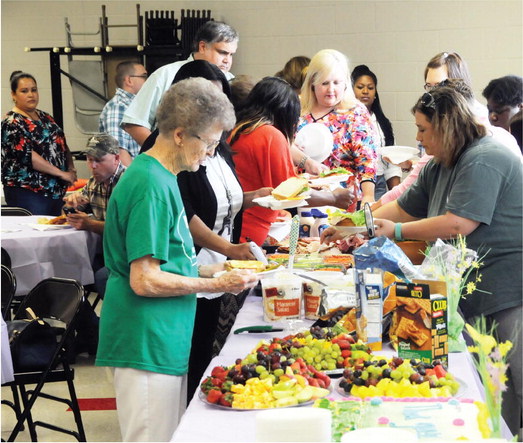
272,177,309,200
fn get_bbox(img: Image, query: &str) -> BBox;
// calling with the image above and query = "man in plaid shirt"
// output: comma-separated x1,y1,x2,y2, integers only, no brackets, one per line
63,134,125,234
99,61,147,166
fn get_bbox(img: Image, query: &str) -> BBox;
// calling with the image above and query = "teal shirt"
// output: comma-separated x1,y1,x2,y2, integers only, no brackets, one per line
95,154,198,375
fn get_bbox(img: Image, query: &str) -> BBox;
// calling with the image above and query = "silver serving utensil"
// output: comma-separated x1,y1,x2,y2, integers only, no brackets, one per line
364,202,376,238
292,271,327,286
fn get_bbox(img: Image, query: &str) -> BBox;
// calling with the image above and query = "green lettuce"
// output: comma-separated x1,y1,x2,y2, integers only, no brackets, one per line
328,208,366,226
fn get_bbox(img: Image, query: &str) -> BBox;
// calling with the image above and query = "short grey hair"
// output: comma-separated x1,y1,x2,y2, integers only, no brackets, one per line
192,21,239,51
156,77,236,136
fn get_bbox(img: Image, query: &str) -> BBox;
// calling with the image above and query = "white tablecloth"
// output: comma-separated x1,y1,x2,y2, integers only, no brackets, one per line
172,292,511,442
1,215,101,295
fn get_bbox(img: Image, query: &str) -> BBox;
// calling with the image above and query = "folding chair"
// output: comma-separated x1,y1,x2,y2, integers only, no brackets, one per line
2,277,87,442
1,264,17,320
1,206,33,216
1,247,12,268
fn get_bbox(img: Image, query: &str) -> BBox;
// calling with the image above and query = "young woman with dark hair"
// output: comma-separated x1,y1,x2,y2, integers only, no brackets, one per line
2,71,77,215
230,76,354,245
351,64,401,199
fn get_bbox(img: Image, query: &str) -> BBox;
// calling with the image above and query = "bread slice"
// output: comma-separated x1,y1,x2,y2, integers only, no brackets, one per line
224,260,266,273
272,177,309,200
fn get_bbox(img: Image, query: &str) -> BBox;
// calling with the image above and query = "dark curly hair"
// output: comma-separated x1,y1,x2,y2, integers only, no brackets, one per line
482,75,523,107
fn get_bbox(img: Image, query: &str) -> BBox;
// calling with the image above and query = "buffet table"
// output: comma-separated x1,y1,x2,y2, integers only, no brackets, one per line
172,291,512,442
1,216,101,295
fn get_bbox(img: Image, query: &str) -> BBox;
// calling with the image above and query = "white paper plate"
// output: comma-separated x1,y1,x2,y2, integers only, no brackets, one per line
27,223,73,231
380,146,419,165
253,195,310,210
309,174,350,187
294,123,333,162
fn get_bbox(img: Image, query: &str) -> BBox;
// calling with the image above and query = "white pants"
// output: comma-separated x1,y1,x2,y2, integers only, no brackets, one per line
113,367,187,442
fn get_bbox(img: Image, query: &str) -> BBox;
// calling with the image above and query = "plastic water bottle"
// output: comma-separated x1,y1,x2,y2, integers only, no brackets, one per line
299,211,314,238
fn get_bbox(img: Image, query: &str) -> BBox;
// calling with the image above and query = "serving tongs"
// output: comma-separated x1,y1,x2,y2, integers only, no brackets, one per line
363,202,376,238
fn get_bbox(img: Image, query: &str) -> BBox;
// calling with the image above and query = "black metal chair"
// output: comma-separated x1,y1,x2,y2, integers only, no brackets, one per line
1,264,17,320
1,247,12,269
1,207,33,216
2,278,87,442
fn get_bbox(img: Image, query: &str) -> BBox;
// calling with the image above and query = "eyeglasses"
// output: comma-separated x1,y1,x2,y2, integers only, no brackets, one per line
130,74,148,79
420,92,437,110
423,79,449,92
193,134,221,153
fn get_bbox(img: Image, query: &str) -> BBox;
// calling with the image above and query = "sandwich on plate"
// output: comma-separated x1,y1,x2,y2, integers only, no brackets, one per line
327,208,366,227
271,177,310,200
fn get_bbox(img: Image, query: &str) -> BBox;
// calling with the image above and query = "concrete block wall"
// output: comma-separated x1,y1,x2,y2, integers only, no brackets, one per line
2,0,522,173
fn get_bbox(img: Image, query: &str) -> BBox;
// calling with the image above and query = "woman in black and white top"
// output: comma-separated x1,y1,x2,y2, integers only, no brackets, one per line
155,61,270,403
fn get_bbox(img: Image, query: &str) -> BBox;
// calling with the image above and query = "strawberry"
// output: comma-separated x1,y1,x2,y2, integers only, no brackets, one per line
341,350,352,358
218,392,233,407
211,377,223,388
434,364,447,379
211,366,228,379
200,377,214,394
336,340,351,350
206,389,223,404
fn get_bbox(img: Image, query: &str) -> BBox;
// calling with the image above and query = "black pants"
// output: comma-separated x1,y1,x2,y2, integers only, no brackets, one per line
187,297,222,405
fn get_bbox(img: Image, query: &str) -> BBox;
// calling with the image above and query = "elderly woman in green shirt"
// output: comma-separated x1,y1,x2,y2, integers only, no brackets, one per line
96,78,258,442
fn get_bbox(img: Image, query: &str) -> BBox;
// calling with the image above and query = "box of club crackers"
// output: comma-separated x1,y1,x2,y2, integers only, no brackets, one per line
355,268,384,351
393,279,448,364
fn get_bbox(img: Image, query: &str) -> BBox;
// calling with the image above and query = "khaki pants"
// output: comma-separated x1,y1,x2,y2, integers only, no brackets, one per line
114,367,187,442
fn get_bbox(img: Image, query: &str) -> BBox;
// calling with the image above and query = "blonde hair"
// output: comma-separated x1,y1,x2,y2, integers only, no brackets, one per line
300,49,357,115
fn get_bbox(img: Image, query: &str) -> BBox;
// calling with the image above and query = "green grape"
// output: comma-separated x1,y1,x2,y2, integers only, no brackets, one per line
331,351,339,359
390,369,402,380
255,365,266,374
314,355,322,363
321,360,329,370
361,370,369,381
332,343,341,352
259,371,270,379
327,362,336,371
273,368,284,377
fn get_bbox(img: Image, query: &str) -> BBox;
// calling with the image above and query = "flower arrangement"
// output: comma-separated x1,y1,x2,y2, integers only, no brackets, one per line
466,318,512,439
419,235,487,352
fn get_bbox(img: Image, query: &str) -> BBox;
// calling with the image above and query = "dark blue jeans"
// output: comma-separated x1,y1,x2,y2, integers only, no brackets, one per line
3,186,63,216
374,175,387,201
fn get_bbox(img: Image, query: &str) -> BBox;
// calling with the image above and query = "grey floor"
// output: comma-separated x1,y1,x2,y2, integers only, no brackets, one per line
1,296,122,442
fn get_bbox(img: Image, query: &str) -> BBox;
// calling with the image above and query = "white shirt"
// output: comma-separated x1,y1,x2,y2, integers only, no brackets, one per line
196,154,243,300
121,55,234,131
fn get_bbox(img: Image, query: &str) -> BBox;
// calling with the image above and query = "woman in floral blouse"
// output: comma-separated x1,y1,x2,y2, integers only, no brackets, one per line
2,71,76,215
296,49,377,205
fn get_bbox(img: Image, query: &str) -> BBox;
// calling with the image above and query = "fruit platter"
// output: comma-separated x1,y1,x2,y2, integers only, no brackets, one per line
200,326,462,410
200,358,331,410
337,356,461,398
